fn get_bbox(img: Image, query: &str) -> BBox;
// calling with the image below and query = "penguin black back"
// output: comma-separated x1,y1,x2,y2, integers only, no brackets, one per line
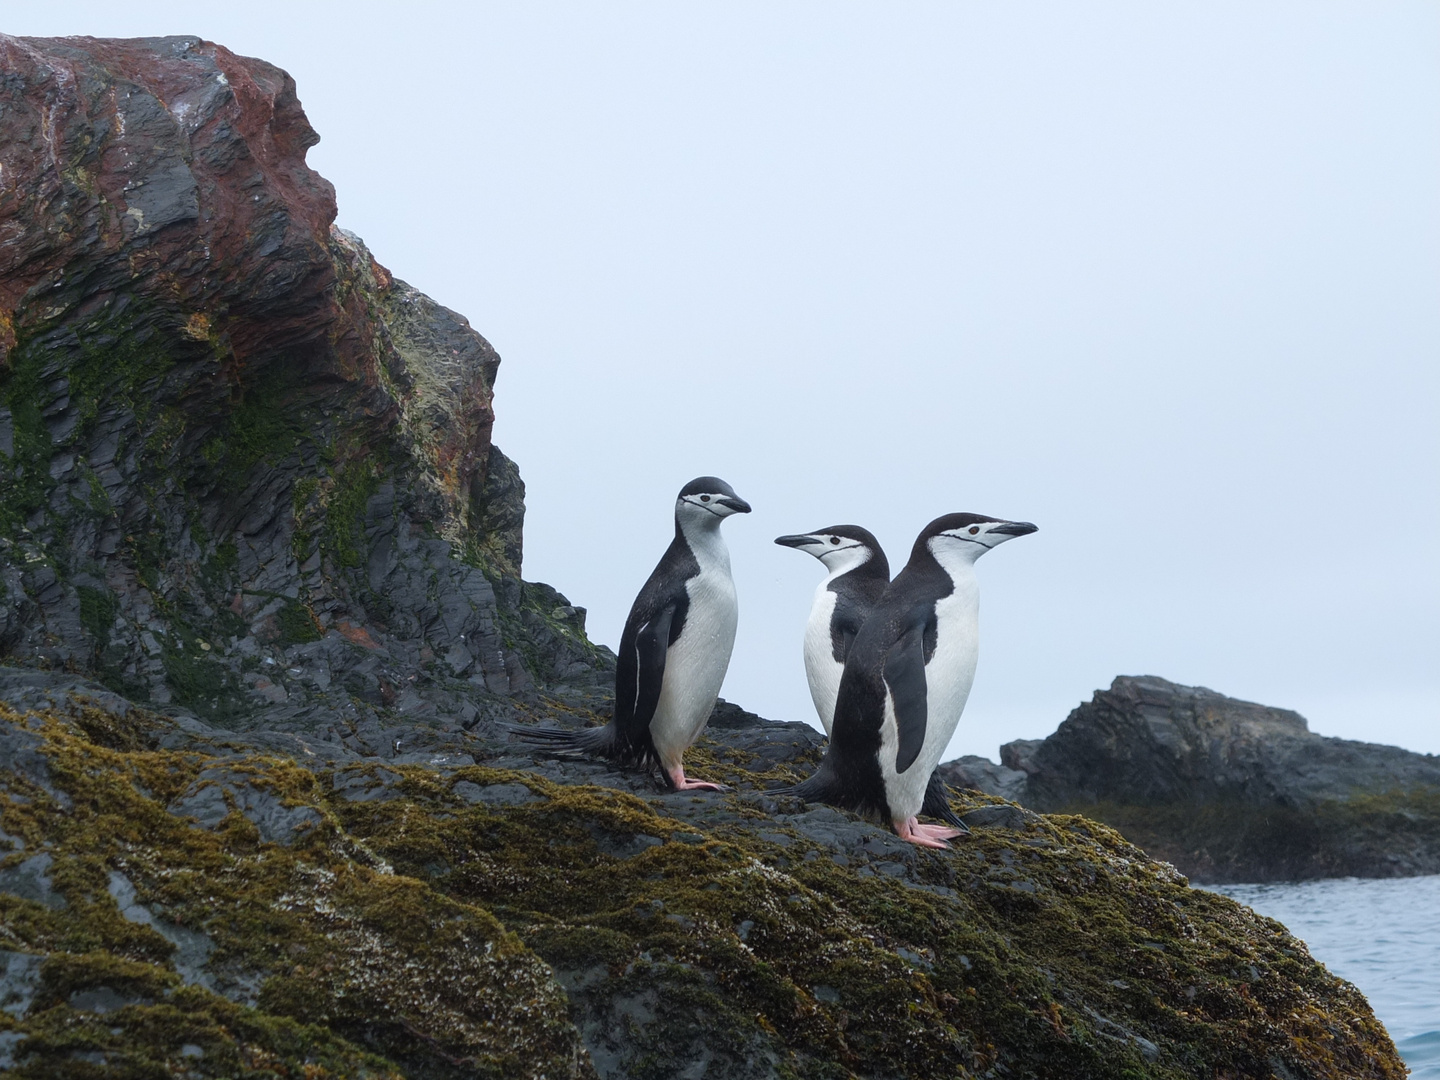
511,476,751,791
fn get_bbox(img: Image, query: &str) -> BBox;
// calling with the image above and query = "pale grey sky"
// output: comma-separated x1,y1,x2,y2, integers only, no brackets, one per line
9,3,1439,758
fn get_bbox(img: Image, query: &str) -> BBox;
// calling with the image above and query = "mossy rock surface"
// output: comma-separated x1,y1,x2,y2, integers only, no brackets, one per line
0,691,1407,1079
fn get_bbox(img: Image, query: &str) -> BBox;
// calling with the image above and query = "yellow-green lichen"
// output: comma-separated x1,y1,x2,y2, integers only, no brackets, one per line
0,704,591,1079
0,698,1410,1080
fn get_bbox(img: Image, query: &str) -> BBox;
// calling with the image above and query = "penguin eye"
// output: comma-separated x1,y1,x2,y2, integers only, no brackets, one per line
700,495,711,502
829,536,841,545
968,526,980,535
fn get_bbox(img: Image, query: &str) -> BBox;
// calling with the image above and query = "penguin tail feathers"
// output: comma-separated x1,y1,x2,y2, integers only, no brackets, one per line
921,774,971,832
768,764,849,807
503,722,620,759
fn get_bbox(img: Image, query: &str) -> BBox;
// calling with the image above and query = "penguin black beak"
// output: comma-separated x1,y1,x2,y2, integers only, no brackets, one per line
774,534,813,548
718,497,752,514
990,521,1038,536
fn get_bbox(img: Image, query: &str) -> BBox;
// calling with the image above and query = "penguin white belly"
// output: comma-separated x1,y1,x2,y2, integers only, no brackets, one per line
650,565,738,769
877,590,980,821
802,585,842,735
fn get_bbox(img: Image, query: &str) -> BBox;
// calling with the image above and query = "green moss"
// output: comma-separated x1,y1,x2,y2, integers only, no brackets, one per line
82,469,111,517
159,623,245,722
127,531,168,591
0,699,1409,1080
328,762,1405,1080
212,368,307,493
0,342,57,536
0,706,589,1079
65,317,178,440
198,540,239,597
292,477,320,514
14,961,406,1079
67,702,163,754
76,586,118,644
275,600,322,646
322,456,382,569
0,309,199,538
290,476,321,563
213,541,237,575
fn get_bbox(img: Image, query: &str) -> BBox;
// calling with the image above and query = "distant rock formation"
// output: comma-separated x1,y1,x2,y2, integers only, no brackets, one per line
939,676,1440,882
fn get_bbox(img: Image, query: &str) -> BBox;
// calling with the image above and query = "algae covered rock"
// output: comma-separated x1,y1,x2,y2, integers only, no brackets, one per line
0,688,1407,1079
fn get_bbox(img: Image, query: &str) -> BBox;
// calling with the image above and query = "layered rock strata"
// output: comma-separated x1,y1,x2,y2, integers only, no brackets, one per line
0,34,603,739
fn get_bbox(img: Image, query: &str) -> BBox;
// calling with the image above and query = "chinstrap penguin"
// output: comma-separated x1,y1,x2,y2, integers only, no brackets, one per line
774,526,968,830
774,513,1036,848
514,476,750,791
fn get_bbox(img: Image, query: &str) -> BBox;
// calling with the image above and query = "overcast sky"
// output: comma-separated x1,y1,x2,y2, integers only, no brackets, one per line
10,3,1439,758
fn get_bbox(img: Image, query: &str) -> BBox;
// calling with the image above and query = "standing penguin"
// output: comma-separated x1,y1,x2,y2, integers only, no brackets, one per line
775,513,1036,848
515,477,750,790
774,527,967,829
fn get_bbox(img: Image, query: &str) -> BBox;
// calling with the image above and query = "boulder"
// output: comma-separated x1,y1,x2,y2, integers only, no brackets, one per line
983,675,1440,881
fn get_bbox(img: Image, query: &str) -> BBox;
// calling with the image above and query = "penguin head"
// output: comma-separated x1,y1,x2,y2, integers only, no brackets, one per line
675,476,752,526
774,525,888,578
918,513,1037,566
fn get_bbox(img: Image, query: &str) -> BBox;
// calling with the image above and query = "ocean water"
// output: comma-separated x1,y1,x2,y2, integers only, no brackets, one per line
1212,875,1440,1079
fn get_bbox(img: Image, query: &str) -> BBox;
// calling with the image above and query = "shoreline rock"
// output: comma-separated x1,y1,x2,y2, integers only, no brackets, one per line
0,673,1410,1079
938,676,1440,883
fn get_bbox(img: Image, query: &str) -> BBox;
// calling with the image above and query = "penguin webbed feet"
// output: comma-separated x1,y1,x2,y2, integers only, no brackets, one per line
665,765,728,793
894,817,968,850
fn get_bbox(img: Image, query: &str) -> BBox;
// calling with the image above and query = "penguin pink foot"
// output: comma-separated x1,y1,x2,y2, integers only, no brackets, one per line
894,816,963,848
667,767,728,792
914,820,966,842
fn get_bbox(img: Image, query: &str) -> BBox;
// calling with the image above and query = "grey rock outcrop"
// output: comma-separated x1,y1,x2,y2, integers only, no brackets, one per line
973,675,1440,881
1002,676,1440,809
935,754,1030,804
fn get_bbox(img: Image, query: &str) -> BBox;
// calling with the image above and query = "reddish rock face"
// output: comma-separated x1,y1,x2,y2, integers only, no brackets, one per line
0,35,338,367
0,36,566,716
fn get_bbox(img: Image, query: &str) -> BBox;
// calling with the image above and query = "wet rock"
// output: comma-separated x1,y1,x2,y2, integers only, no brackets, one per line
170,767,324,844
331,765,405,802
0,682,1413,1079
960,803,1035,831
451,780,543,807
0,710,70,808
0,33,578,733
0,854,65,910
0,951,43,1018
108,871,216,990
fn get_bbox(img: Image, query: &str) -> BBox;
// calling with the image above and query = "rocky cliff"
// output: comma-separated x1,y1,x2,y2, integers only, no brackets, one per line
0,33,602,737
0,35,1409,1079
940,676,1440,883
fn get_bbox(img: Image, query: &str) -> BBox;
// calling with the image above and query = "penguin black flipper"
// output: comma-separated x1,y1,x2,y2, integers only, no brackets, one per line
878,616,966,828
618,603,676,742
882,618,931,775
